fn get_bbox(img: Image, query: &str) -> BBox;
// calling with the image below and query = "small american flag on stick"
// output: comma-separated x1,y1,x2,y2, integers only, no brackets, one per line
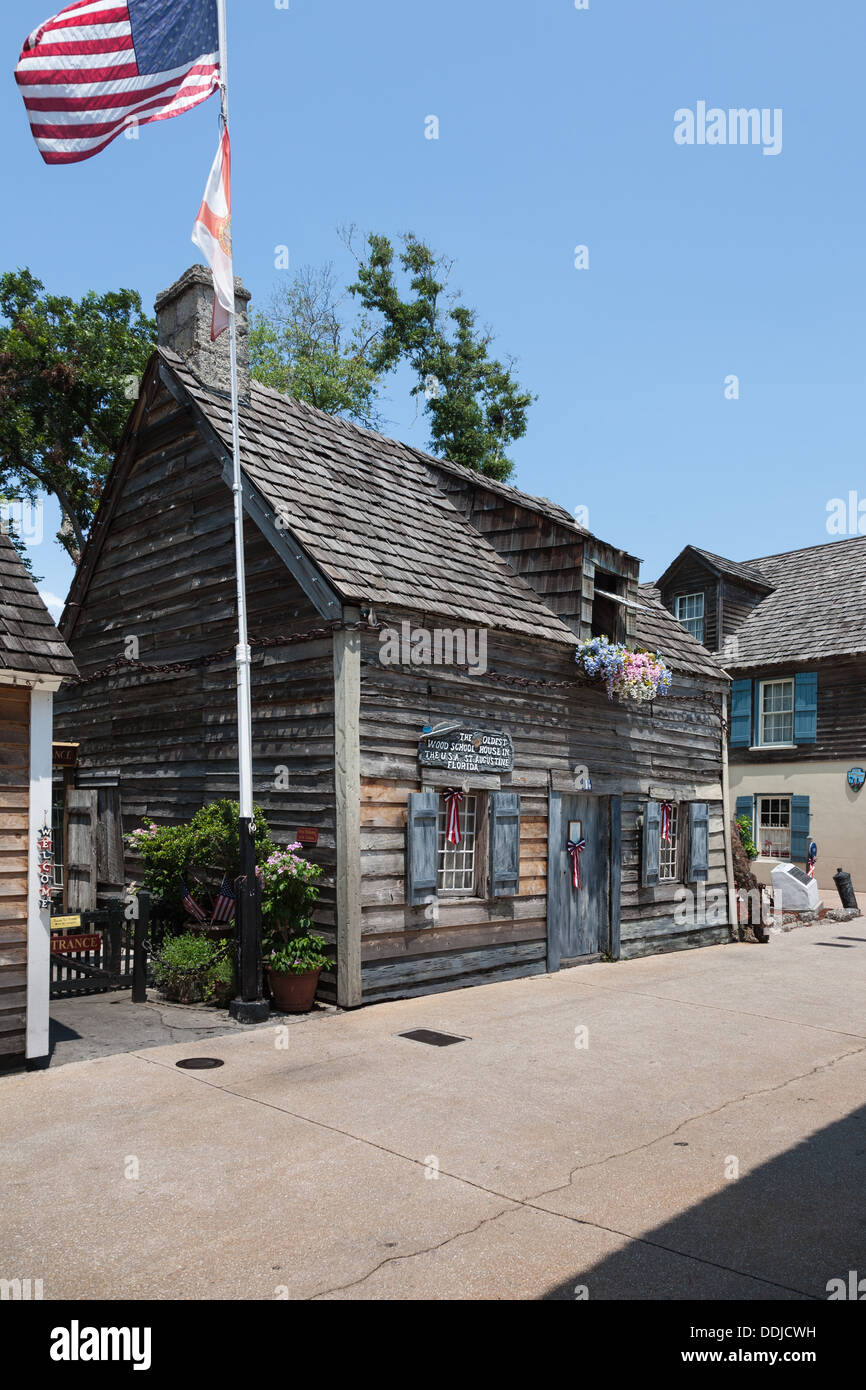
211,875,236,925
179,879,208,923
15,0,220,166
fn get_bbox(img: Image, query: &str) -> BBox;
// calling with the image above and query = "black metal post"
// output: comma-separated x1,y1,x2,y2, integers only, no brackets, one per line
132,890,149,1004
229,816,269,1023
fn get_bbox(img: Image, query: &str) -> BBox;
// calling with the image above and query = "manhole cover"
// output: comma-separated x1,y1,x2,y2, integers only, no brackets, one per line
175,1057,225,1070
398,1029,467,1048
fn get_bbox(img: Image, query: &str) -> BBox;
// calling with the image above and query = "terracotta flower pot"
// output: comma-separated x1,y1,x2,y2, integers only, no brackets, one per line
268,967,321,1014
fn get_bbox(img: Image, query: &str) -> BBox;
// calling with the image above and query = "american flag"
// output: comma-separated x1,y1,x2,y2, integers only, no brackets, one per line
179,879,208,923
211,875,236,925
15,0,220,166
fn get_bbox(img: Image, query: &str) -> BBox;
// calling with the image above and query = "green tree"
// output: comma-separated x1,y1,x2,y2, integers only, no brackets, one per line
249,264,382,429
0,268,155,563
348,231,534,480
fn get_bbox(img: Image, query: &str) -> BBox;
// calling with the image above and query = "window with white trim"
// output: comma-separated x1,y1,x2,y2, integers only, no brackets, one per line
758,796,791,859
658,803,680,882
759,679,794,746
675,593,705,644
437,794,479,895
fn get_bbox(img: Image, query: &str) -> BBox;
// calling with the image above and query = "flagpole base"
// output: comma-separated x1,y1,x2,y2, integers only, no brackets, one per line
229,997,270,1025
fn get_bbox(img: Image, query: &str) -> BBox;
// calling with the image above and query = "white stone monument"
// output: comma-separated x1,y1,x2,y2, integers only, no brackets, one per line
770,862,822,911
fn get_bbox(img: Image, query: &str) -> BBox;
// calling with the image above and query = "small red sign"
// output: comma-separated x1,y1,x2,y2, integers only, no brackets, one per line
51,934,101,954
296,827,319,846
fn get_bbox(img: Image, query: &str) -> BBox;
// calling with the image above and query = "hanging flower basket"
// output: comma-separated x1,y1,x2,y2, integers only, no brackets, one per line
575,637,673,704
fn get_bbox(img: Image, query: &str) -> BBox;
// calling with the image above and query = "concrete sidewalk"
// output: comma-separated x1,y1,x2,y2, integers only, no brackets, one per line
2,922,866,1301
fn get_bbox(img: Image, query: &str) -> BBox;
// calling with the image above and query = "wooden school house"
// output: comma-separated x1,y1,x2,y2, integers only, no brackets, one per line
0,530,77,1065
54,265,733,1008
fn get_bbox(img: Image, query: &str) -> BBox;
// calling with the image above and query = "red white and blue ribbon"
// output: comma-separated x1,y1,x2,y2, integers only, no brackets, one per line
567,838,587,890
661,801,674,844
443,788,464,846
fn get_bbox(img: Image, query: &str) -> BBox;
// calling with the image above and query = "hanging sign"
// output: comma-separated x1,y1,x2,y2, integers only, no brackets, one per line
419,727,514,775
847,768,865,791
36,819,54,912
52,743,79,768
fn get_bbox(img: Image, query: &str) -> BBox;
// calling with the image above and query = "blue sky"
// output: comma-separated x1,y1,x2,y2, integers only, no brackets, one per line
3,0,864,616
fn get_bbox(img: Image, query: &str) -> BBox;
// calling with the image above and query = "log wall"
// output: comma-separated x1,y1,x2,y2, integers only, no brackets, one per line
357,609,729,999
54,384,339,985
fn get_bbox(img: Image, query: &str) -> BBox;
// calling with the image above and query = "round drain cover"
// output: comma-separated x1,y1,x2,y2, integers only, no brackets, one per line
175,1057,224,1070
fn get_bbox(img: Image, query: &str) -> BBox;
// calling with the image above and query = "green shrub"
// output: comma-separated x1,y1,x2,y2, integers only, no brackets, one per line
736,815,759,861
151,932,234,1004
269,934,331,977
127,799,276,925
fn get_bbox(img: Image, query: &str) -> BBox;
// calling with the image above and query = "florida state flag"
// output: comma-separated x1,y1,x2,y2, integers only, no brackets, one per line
192,127,233,339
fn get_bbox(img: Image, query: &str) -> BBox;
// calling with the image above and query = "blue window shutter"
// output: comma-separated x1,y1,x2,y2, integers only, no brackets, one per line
730,680,752,747
688,803,710,882
406,791,439,906
642,802,661,887
735,795,754,830
753,681,763,747
794,672,818,744
490,792,521,897
790,796,810,863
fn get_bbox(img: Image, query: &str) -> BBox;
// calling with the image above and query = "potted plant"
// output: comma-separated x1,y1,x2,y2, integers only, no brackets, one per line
150,932,235,1005
260,843,327,1012
267,934,332,1013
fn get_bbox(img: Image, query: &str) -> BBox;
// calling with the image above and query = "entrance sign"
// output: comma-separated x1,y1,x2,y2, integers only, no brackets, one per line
419,728,514,775
51,935,101,954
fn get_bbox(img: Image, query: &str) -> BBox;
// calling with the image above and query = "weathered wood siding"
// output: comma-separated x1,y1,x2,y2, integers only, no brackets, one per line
357,610,729,999
728,654,866,764
54,384,338,982
426,473,640,642
659,558,720,653
0,685,30,1057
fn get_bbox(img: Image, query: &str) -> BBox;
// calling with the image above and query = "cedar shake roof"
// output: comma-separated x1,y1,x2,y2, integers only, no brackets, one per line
160,349,727,680
0,530,77,679
637,586,730,682
725,536,866,669
161,348,580,646
656,544,774,593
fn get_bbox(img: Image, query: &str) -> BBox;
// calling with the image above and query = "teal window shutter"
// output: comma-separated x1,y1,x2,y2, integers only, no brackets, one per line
735,795,754,830
730,680,752,747
688,803,710,882
490,792,521,897
794,672,818,744
642,802,661,887
790,796,810,863
406,791,439,906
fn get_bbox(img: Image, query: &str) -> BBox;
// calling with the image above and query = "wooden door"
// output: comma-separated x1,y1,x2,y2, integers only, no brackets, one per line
65,788,98,912
547,793,621,970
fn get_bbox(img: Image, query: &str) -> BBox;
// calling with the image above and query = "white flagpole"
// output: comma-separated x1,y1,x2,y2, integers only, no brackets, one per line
217,0,265,1020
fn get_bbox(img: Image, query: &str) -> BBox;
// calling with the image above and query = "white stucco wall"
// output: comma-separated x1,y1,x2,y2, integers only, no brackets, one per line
729,759,866,900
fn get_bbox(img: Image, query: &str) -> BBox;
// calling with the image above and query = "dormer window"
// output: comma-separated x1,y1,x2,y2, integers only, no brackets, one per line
675,593,705,644
591,570,627,642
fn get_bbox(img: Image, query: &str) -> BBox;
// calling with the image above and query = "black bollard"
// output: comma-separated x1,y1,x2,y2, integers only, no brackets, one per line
833,867,859,911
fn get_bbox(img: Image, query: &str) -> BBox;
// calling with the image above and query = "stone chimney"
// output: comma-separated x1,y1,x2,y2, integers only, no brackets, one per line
155,264,252,401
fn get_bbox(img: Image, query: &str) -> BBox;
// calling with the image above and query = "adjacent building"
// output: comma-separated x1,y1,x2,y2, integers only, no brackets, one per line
0,531,77,1065
54,266,734,1007
657,540,866,898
